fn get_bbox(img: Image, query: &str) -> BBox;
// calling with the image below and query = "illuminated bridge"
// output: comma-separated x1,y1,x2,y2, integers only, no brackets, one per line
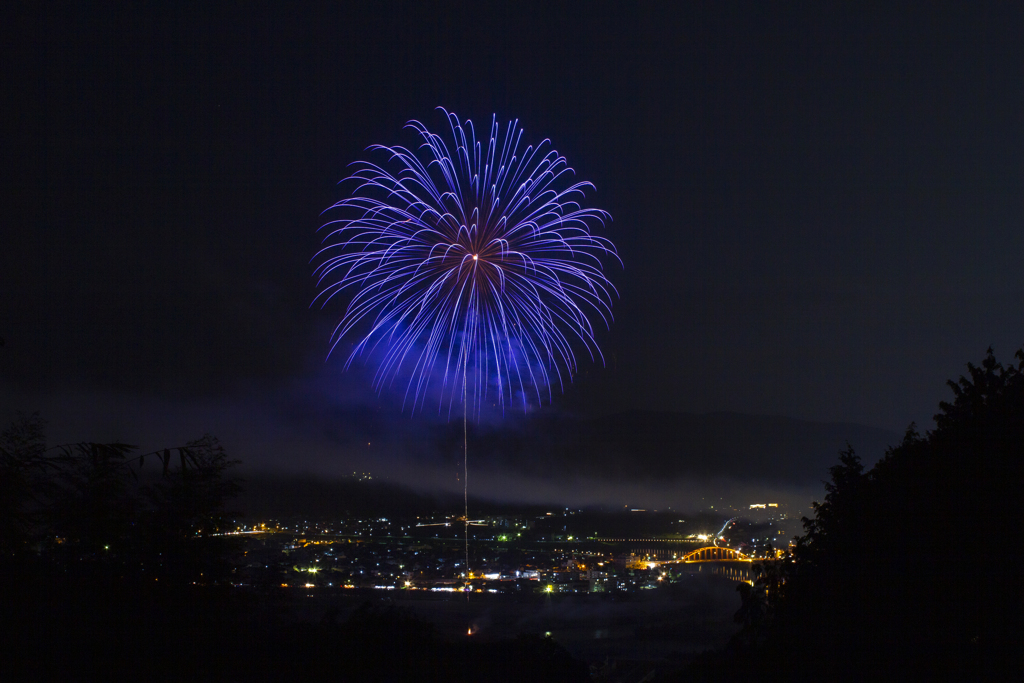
680,546,751,563
649,546,754,582
639,546,752,569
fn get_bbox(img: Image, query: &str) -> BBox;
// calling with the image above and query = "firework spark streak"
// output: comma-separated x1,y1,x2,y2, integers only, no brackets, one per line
314,109,618,415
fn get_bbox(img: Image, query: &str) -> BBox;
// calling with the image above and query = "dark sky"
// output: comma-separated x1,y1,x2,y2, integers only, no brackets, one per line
2,2,1023,506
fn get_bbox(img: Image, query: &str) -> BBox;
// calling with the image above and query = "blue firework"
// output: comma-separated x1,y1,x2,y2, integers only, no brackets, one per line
314,109,618,414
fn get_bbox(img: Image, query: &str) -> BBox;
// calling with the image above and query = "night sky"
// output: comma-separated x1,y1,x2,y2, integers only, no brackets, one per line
3,3,1023,507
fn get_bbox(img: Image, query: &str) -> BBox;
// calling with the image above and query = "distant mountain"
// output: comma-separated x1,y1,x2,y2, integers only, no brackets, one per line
236,475,455,519
236,411,901,516
235,474,551,519
454,410,901,486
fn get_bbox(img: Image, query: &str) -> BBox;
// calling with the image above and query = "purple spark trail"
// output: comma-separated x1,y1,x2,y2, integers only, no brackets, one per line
314,108,619,416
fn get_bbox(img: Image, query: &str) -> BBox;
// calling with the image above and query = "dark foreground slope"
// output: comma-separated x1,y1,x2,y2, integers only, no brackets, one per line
2,578,588,683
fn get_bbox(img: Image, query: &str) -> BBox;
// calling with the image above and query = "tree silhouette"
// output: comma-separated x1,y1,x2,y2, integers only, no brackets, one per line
138,435,242,584
46,440,139,575
0,413,49,566
685,344,1024,682
0,416,242,585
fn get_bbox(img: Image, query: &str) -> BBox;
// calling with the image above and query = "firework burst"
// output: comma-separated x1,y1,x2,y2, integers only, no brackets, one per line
314,109,618,414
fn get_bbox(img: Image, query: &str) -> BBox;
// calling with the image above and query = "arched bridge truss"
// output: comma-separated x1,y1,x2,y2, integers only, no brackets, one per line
681,546,751,562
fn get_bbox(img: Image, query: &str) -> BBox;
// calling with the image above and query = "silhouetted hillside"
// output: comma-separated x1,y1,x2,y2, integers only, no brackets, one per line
234,475,554,519
238,412,898,516
458,411,899,485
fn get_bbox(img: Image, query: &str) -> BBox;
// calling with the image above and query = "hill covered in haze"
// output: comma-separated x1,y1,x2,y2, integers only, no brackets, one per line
427,410,900,486
240,410,900,515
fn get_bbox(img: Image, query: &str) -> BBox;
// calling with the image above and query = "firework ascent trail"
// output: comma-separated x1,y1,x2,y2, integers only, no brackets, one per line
314,108,619,591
